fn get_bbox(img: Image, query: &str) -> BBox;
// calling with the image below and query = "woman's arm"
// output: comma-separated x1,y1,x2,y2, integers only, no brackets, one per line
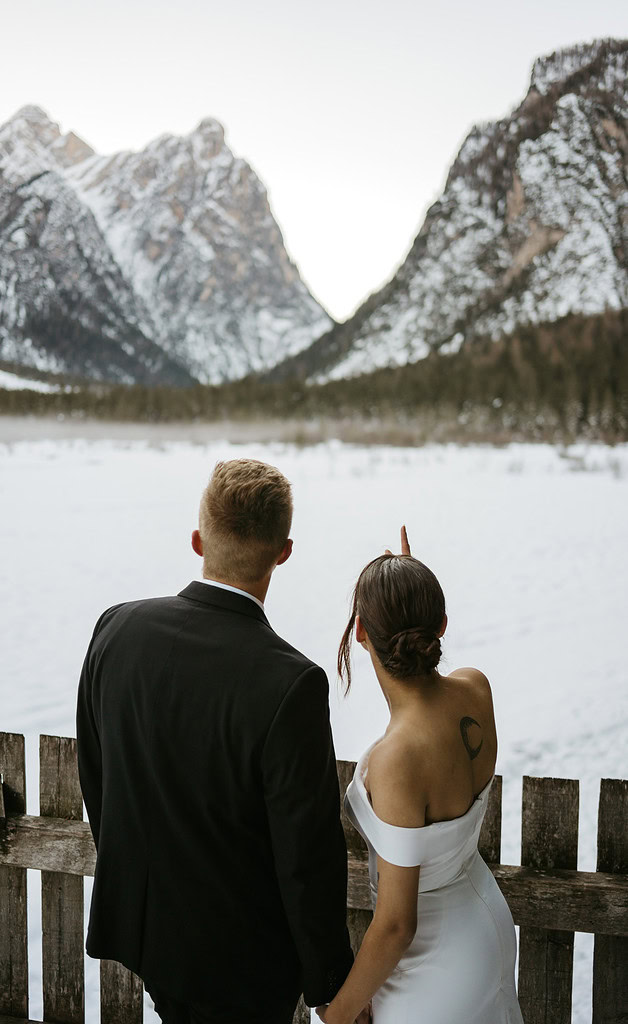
317,857,420,1024
317,741,426,1024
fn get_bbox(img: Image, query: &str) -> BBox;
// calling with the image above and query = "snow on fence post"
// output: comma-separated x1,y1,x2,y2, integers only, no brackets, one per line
518,776,579,1024
0,732,28,1020
40,734,85,1024
593,779,628,1024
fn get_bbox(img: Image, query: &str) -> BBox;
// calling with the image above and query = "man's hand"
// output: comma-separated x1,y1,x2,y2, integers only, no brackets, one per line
385,525,411,557
315,1006,329,1022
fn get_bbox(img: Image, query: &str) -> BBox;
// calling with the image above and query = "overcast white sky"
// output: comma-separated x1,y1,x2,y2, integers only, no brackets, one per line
1,0,626,320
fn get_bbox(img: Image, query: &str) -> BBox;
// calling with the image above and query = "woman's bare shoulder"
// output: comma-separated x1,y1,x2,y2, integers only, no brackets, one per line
446,666,493,699
367,732,428,828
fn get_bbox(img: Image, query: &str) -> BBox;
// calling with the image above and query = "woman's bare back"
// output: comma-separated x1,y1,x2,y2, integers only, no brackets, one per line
365,667,498,827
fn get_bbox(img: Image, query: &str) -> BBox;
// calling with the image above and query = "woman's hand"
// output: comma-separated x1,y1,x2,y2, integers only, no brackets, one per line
385,525,411,557
316,1003,372,1024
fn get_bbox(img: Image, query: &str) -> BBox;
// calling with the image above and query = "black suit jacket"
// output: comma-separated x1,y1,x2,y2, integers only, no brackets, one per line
76,582,353,1017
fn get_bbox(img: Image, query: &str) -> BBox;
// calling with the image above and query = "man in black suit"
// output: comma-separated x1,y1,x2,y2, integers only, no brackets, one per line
76,458,353,1024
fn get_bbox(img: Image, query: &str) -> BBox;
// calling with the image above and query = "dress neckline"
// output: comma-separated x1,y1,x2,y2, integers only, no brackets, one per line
353,737,495,833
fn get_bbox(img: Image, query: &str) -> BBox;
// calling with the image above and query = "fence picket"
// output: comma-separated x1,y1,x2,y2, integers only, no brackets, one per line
593,778,628,1024
292,995,310,1024
40,734,85,1024
518,776,579,1024
1,733,628,1024
337,761,373,952
479,773,502,863
0,733,28,1019
100,959,143,1024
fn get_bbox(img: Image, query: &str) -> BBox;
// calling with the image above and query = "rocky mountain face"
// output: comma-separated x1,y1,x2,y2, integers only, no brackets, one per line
272,38,627,383
0,107,330,385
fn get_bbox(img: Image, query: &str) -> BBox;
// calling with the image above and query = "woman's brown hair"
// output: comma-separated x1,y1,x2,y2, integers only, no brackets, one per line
338,554,446,693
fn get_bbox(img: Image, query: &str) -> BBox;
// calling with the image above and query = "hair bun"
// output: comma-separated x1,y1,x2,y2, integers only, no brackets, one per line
384,627,441,678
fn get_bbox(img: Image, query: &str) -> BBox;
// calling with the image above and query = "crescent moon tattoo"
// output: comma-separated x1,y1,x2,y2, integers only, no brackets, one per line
460,716,483,760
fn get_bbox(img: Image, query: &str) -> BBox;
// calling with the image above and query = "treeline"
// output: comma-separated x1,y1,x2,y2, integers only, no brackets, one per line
1,310,626,443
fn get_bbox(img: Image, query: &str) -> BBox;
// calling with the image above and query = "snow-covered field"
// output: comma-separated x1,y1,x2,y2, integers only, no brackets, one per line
1,435,627,1023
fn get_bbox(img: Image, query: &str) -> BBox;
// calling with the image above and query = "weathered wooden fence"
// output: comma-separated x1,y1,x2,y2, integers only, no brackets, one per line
0,732,626,1024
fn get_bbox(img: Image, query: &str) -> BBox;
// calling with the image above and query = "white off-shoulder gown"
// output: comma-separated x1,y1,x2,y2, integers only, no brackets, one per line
344,741,524,1024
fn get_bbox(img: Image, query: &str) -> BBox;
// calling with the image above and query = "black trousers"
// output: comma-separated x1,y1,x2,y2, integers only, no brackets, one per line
146,983,299,1024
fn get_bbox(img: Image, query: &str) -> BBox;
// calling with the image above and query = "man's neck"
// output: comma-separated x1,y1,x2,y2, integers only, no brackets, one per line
202,574,270,607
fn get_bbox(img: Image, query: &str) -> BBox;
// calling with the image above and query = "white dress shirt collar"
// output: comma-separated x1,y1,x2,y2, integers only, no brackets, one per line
197,577,265,612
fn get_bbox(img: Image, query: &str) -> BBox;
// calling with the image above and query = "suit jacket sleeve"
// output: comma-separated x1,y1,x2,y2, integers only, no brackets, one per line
261,664,354,1007
75,606,119,849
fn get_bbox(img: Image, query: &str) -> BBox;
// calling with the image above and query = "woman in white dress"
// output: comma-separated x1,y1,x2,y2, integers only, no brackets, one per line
316,529,523,1024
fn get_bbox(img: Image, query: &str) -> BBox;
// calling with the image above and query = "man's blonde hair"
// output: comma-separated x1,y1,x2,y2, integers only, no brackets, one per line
199,459,293,584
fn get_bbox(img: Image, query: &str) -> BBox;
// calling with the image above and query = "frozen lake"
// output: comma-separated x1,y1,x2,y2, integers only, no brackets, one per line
1,436,627,1023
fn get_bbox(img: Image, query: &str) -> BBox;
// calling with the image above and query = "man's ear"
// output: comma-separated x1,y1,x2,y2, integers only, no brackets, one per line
275,538,293,567
438,613,448,638
191,529,203,557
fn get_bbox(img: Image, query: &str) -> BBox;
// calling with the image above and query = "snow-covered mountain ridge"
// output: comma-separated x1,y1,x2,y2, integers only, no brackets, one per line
0,107,330,385
271,38,627,383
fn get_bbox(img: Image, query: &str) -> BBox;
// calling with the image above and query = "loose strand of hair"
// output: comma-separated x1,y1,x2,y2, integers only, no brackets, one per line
337,601,357,695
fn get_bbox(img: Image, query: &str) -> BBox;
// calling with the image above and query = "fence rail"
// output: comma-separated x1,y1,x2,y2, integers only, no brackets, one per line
0,732,627,1024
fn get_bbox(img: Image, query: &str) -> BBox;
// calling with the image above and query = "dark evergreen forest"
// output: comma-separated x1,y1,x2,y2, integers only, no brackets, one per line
1,310,626,443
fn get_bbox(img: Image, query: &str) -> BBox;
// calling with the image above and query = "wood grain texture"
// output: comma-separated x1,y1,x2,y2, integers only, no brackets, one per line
338,761,374,942
593,778,628,1024
346,851,372,912
0,815,95,874
478,774,502,863
337,761,368,857
0,733,28,1019
493,864,628,935
291,995,310,1024
100,960,143,1024
3,738,628,1024
40,735,84,1024
1,815,624,930
518,776,579,1024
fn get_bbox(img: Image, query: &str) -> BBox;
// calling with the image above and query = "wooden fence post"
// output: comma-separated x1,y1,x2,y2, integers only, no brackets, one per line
593,778,628,1024
292,994,311,1024
518,776,579,1024
0,732,28,1019
40,734,85,1024
337,761,373,954
100,959,144,1024
479,774,502,864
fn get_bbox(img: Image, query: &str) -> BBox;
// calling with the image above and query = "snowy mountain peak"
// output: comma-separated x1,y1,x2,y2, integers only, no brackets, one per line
0,106,331,385
50,129,95,168
272,38,628,384
0,105,95,183
529,38,615,95
7,104,59,135
194,116,226,141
